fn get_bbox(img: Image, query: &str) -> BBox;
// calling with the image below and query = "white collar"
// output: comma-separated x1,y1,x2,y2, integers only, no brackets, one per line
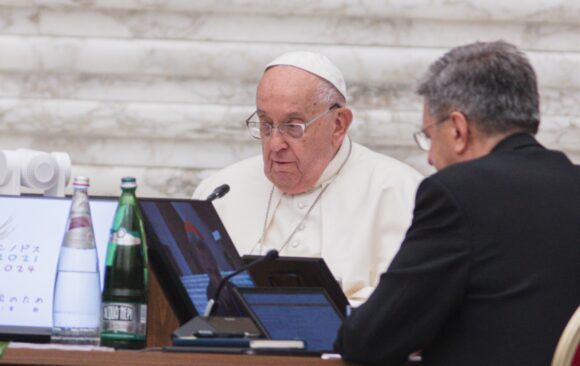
311,135,351,191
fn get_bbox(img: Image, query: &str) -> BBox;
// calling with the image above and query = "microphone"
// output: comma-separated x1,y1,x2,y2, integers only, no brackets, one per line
203,249,279,317
206,184,230,202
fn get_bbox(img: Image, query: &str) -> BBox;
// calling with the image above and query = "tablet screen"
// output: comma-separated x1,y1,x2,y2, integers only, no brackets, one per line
234,287,344,352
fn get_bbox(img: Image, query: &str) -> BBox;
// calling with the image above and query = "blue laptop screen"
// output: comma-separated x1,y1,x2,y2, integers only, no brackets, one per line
139,199,253,317
239,290,343,352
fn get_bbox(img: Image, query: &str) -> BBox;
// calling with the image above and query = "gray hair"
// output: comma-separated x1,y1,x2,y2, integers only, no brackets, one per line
417,40,540,135
317,78,346,107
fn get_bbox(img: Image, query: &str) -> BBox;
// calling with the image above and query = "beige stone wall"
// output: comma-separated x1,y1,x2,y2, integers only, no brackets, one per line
0,1,578,197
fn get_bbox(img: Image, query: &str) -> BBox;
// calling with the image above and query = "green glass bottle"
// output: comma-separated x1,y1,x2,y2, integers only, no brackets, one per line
100,177,148,349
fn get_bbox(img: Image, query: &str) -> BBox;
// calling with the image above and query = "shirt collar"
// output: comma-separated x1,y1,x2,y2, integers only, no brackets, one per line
313,135,351,189
491,132,542,153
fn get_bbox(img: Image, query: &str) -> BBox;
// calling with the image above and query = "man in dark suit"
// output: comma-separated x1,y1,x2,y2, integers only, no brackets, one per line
335,40,580,366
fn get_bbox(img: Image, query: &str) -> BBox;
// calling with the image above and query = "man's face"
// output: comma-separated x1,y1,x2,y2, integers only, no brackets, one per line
256,66,341,194
422,102,457,171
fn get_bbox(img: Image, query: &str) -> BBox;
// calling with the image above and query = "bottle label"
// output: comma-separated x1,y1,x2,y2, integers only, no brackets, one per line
63,221,95,249
101,302,147,338
111,228,141,246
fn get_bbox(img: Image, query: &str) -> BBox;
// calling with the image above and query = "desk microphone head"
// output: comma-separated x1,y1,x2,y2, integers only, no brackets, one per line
264,249,279,261
206,184,230,202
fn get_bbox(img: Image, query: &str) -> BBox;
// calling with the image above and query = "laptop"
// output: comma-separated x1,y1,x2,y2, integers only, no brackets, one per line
0,194,118,342
139,198,254,322
242,255,349,316
233,287,344,354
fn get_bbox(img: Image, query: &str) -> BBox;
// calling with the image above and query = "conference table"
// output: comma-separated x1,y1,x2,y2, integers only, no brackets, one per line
0,346,421,366
0,347,357,366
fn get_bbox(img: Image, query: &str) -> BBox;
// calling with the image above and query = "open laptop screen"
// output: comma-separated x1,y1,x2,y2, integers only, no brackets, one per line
0,194,117,341
234,287,344,353
139,198,253,322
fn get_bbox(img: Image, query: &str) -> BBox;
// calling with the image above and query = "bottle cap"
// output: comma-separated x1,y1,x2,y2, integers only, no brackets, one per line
73,176,90,189
121,177,137,189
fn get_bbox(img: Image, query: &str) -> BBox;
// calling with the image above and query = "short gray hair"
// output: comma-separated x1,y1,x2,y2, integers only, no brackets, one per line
417,41,540,135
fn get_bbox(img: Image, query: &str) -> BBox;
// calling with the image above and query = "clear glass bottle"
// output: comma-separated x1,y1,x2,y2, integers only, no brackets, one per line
100,177,148,349
52,176,101,345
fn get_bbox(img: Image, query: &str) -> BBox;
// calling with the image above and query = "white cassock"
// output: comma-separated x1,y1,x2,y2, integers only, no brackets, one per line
193,136,422,303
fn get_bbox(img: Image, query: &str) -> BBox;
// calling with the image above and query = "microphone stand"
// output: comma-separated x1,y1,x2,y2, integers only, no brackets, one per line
204,250,279,317
172,250,279,340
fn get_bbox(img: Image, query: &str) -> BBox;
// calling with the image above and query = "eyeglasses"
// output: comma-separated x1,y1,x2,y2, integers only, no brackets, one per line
245,103,341,140
413,116,450,151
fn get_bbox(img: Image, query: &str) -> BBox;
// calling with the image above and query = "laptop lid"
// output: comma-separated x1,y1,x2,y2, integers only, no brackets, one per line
139,198,253,322
0,194,117,342
242,255,349,316
233,287,344,353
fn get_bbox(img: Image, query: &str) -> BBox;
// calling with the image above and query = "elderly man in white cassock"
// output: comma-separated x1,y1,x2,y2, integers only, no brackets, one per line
193,51,422,303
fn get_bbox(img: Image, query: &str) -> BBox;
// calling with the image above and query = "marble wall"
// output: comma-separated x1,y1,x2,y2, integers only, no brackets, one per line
0,1,578,197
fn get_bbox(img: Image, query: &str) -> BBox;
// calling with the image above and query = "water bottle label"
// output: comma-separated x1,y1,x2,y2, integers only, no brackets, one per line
139,304,147,324
63,225,95,249
101,302,147,336
111,228,141,246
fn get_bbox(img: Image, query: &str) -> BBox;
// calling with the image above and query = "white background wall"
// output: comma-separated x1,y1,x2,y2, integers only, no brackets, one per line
0,0,578,198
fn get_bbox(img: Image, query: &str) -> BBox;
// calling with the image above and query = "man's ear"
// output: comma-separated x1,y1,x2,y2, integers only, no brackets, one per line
332,107,353,146
449,111,470,154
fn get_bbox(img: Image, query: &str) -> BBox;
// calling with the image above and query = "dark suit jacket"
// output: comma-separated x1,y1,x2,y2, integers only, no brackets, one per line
335,133,580,366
